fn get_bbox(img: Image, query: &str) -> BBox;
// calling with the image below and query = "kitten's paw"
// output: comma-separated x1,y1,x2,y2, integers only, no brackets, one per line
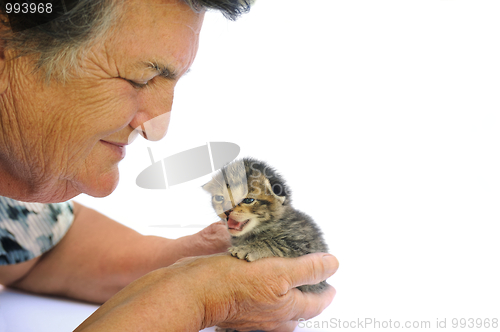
244,251,260,262
228,245,258,261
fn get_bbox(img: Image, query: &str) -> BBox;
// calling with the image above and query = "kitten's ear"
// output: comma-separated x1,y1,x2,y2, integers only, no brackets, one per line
264,178,286,205
202,179,214,193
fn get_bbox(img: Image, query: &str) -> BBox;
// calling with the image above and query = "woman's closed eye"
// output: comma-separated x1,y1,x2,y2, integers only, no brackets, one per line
126,79,149,89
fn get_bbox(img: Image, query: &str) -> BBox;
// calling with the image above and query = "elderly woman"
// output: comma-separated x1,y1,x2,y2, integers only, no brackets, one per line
0,0,338,331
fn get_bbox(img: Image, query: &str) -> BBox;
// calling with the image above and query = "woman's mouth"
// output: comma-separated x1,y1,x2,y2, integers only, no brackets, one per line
100,140,127,159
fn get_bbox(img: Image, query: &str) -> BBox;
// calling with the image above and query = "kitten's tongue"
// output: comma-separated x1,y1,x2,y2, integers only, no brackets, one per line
227,217,246,230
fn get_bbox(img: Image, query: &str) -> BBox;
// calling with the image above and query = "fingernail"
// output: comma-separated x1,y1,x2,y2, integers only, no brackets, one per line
322,254,339,275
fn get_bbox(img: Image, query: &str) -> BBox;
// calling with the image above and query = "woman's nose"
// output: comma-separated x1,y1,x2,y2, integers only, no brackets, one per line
139,111,171,141
128,86,174,143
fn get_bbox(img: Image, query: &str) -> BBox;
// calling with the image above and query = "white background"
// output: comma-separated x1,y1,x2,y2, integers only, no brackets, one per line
74,0,500,331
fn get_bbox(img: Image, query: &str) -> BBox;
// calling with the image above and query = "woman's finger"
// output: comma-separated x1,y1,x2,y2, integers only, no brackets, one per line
287,284,337,321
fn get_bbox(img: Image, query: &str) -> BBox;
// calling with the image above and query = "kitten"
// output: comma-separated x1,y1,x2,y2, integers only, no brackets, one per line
202,157,329,294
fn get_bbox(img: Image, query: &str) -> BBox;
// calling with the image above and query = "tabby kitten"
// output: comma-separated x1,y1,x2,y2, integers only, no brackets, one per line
202,157,328,294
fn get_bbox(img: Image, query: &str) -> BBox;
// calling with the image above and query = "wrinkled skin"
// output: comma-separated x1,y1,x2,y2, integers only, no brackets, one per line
74,253,339,332
0,0,202,203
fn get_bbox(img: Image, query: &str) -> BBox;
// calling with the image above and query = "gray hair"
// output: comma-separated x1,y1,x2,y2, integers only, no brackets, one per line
0,0,253,82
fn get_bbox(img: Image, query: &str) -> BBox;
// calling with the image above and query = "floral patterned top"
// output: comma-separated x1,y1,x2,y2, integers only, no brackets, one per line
0,196,74,265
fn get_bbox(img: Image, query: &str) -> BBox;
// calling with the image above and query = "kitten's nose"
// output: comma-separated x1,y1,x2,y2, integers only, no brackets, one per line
224,210,232,218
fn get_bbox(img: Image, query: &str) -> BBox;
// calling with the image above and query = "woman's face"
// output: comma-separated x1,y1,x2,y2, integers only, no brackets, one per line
0,0,204,202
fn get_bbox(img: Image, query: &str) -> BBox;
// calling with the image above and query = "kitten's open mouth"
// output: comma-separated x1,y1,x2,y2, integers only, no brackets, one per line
227,217,250,232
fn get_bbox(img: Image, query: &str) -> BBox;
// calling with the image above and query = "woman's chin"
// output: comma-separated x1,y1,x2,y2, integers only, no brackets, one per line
74,167,120,199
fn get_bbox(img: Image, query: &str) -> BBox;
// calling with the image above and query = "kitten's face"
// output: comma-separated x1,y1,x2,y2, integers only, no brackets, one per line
203,161,286,237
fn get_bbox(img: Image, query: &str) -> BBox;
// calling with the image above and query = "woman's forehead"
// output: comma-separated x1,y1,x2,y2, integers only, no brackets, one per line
104,0,204,78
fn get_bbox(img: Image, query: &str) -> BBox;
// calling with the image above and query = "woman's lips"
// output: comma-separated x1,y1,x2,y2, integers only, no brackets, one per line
100,140,127,159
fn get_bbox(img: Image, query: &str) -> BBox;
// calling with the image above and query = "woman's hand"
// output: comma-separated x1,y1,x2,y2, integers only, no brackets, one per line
190,220,232,254
171,220,232,259
186,252,339,331
74,252,339,332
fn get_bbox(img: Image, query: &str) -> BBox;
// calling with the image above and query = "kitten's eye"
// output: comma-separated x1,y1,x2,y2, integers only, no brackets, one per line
241,198,255,204
213,195,224,203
